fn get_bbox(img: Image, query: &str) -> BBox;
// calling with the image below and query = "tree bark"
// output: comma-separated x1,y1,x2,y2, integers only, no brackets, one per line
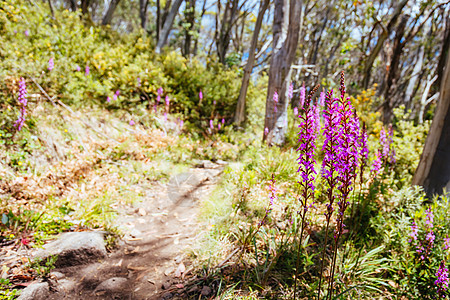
66,0,77,11
413,49,450,196
361,0,409,90
234,0,270,126
436,15,450,89
183,0,196,57
139,0,149,29
216,0,239,64
81,0,91,16
264,0,303,145
102,0,121,25
156,0,183,53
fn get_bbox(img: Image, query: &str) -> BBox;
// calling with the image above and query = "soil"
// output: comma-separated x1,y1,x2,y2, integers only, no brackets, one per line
48,163,224,300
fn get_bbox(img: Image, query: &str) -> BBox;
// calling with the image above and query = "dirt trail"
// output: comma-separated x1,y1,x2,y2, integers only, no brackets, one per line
49,162,224,300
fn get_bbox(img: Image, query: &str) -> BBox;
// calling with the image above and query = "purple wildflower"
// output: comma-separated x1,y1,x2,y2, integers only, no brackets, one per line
294,107,298,116
113,94,118,101
165,95,169,106
380,127,388,158
296,85,319,216
24,30,29,36
180,120,184,128
273,91,278,113
75,65,81,72
425,208,434,229
85,65,90,76
115,90,120,97
48,58,54,71
137,77,141,87
218,123,221,130
106,96,111,102
129,120,135,126
164,112,167,121
299,84,306,108
435,261,449,295
210,119,214,130
14,77,28,131
264,127,269,136
371,150,382,176
221,118,225,124
319,90,325,107
288,82,294,100
409,220,418,243
444,235,450,250
199,90,203,101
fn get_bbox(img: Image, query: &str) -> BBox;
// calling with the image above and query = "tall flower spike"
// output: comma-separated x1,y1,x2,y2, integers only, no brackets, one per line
14,77,28,131
288,82,294,100
299,84,306,109
435,261,449,295
273,91,278,113
48,58,54,71
85,65,90,76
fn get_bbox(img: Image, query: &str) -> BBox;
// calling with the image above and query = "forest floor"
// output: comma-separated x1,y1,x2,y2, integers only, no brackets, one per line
48,162,225,300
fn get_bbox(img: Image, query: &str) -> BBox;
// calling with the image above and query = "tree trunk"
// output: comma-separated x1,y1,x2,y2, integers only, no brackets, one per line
404,41,425,110
264,0,303,145
216,0,239,64
183,0,196,57
436,15,450,89
193,0,207,56
381,14,408,123
102,0,121,25
361,0,408,90
66,0,77,11
156,0,183,53
139,0,149,29
234,0,269,126
81,0,91,16
413,49,450,196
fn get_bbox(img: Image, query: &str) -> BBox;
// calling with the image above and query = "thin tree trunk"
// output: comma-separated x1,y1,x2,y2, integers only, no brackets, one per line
361,0,409,89
47,0,55,18
216,0,239,64
193,0,207,56
404,43,425,110
156,0,183,53
81,0,91,16
234,0,270,126
67,0,77,11
156,0,161,40
183,0,196,57
264,0,303,145
413,52,450,196
102,0,121,25
381,14,408,123
436,15,450,89
139,0,149,29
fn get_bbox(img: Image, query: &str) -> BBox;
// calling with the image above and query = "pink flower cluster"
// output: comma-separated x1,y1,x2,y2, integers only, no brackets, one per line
14,77,28,131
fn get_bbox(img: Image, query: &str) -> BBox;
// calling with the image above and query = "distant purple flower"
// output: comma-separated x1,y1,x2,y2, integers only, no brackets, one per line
435,261,449,294
264,127,269,136
164,112,167,121
221,118,225,124
165,95,169,106
319,91,325,107
85,65,90,76
444,235,450,250
115,90,120,97
106,96,111,102
299,85,306,108
293,107,298,116
113,94,118,101
180,120,184,128
213,100,216,106
137,77,141,87
425,208,434,229
75,65,81,72
14,77,28,131
218,123,221,130
273,91,278,113
209,119,214,130
199,90,203,101
409,220,418,243
129,120,135,126
288,82,294,99
426,231,435,244
24,30,29,36
48,58,54,71
371,150,382,176
380,127,388,158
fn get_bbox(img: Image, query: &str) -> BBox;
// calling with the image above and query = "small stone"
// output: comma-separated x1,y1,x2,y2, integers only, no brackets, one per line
201,285,211,296
94,277,128,293
135,208,147,216
17,282,49,300
33,232,106,268
162,281,171,290
162,292,173,299
49,271,65,280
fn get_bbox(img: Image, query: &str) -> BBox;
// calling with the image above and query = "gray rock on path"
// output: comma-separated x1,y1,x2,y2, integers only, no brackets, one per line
94,277,129,293
33,231,106,267
17,282,49,300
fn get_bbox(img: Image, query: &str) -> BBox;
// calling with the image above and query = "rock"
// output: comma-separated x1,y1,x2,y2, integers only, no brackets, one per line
17,282,49,300
128,228,142,238
33,232,106,267
94,277,128,293
161,291,173,299
201,285,211,296
49,271,65,280
162,281,172,290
